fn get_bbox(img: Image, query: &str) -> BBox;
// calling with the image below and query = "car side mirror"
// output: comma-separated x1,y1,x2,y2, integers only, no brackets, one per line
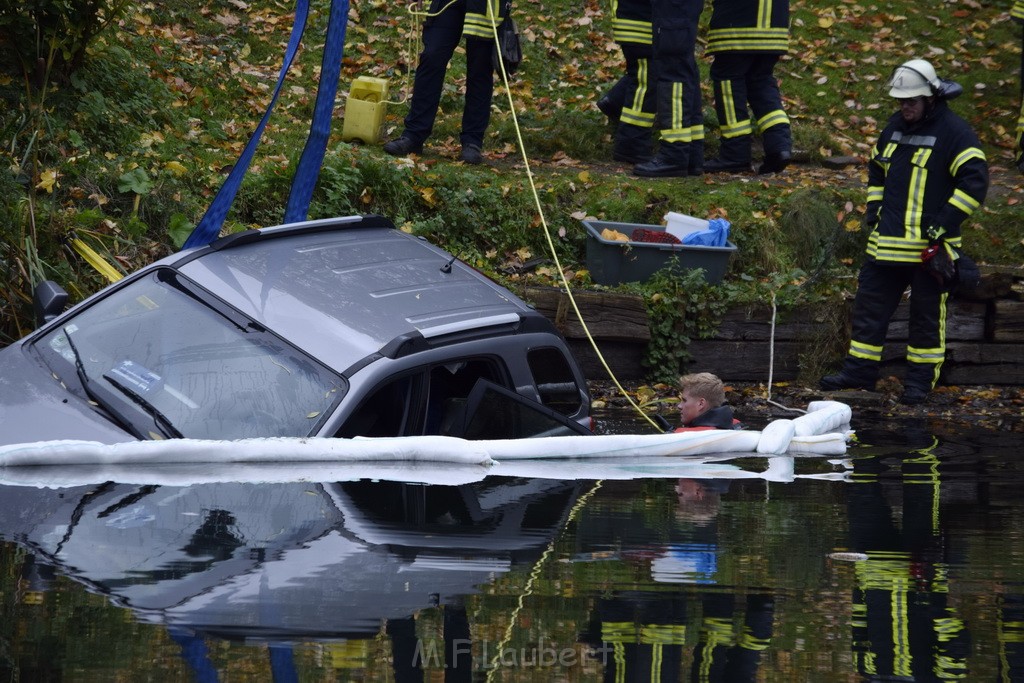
33,280,69,327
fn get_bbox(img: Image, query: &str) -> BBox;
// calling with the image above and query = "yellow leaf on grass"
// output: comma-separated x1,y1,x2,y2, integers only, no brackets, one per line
164,160,188,176
418,186,437,207
845,219,861,231
36,169,58,193
818,16,834,28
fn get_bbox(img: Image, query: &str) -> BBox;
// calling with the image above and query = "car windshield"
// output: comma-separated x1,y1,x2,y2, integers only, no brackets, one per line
34,269,346,440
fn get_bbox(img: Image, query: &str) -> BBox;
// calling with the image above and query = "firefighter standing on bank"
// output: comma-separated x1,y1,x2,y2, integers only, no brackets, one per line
606,0,659,165
702,0,792,174
382,0,502,165
633,0,705,178
820,58,988,405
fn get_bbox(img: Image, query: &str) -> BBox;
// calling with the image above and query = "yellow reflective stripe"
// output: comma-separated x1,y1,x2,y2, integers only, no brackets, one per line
756,108,789,131
70,238,123,283
867,186,883,202
649,643,663,681
672,81,684,131
757,0,771,27
949,146,985,175
621,109,656,126
892,578,912,677
722,119,753,137
949,188,980,214
603,621,637,643
849,339,882,361
630,58,650,111
907,346,945,363
905,148,931,240
1015,0,1024,20
706,27,788,52
613,18,653,43
739,632,771,651
641,624,686,644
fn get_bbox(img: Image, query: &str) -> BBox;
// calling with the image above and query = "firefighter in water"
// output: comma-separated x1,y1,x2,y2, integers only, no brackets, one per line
633,0,706,178
819,58,988,405
702,0,792,174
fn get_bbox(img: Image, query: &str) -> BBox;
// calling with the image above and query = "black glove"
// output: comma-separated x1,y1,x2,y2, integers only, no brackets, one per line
864,204,879,229
921,226,955,285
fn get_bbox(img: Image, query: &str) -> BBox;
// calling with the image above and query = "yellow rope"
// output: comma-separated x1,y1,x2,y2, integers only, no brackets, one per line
490,20,661,432
484,480,603,680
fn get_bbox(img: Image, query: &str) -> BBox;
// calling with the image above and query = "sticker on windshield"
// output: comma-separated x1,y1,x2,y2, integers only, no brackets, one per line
107,360,164,395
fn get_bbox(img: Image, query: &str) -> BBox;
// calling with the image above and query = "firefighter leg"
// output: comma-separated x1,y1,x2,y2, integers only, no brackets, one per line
903,266,948,398
746,54,792,172
707,52,753,170
614,42,657,164
823,261,912,390
634,0,702,178
459,36,495,149
401,0,468,145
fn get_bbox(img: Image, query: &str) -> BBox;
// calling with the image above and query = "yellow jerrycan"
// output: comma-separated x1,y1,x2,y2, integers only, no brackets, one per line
341,76,389,144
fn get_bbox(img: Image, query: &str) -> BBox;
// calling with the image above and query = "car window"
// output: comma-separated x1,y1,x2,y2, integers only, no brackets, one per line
335,357,505,438
526,347,583,416
33,270,346,439
455,379,592,440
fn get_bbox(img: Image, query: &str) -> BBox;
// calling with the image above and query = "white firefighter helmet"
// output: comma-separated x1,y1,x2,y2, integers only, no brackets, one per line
888,59,940,98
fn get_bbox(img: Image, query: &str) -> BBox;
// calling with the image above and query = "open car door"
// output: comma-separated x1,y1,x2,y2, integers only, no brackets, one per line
444,379,592,440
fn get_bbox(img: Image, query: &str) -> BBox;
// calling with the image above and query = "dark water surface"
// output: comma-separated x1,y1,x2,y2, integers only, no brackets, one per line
1,412,1023,682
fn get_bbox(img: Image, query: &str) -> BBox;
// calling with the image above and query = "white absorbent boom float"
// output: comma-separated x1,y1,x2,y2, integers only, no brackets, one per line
0,401,852,469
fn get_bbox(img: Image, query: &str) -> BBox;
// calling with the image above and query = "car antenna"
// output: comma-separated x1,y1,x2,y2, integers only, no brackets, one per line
440,255,456,274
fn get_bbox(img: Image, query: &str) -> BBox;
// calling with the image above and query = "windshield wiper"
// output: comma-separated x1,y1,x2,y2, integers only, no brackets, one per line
62,328,145,439
101,373,184,439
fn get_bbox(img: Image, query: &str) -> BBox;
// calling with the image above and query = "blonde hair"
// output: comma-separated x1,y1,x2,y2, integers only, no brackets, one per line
678,372,725,408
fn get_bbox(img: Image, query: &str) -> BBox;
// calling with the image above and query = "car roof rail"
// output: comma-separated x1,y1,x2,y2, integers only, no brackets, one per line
378,312,560,360
205,214,397,252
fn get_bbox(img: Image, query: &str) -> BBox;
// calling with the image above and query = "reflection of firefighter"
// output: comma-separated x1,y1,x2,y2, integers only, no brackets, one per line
581,593,688,682
847,431,970,680
581,591,774,682
999,593,1024,681
690,593,773,682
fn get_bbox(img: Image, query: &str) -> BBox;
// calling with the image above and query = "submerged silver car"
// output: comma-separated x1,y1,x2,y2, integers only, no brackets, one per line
0,215,592,445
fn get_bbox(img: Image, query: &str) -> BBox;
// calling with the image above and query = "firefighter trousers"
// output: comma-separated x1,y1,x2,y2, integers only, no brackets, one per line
651,0,704,164
614,41,658,156
841,260,949,391
402,0,495,148
710,52,791,163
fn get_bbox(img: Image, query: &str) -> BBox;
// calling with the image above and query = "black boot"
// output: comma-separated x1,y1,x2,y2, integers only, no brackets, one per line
820,373,876,391
758,150,792,174
383,135,423,156
633,142,689,178
613,124,653,165
704,157,751,173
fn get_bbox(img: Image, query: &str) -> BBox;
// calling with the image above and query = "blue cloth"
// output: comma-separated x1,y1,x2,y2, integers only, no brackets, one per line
682,218,730,247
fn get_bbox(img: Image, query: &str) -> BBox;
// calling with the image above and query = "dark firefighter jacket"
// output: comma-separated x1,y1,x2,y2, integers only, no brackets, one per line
706,0,789,54
611,0,652,45
463,0,505,39
865,100,988,264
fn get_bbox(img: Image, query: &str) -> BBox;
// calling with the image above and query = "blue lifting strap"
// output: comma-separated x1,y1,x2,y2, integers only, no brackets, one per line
284,0,350,223
182,0,311,250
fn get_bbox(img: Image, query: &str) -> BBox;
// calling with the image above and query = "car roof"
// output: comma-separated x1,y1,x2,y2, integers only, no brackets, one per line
175,216,540,374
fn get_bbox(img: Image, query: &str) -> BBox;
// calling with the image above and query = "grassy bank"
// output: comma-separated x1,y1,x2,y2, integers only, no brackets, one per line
2,0,1022,380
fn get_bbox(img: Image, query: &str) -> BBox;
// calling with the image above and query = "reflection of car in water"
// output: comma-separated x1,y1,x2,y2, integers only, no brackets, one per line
0,215,591,446
0,476,584,642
